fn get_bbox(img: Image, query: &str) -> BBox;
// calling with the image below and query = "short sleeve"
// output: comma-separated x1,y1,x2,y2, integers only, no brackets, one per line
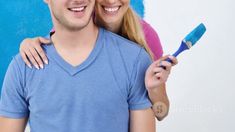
141,20,163,60
0,57,29,118
128,48,152,110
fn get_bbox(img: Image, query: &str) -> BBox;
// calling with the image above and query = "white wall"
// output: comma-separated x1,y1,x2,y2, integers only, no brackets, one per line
145,0,235,131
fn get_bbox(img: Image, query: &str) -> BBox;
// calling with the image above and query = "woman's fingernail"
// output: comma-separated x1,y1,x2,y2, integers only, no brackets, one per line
40,64,44,69
44,60,48,64
28,64,32,69
35,65,40,70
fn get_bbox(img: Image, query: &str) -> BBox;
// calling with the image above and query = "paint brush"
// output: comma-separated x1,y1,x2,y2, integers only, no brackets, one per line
163,23,206,65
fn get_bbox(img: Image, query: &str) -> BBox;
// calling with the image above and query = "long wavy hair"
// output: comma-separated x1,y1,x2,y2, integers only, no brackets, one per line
119,7,154,60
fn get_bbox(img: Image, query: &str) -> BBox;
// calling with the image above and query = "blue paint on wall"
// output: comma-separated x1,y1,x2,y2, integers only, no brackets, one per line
131,0,145,18
0,1,52,93
0,0,145,94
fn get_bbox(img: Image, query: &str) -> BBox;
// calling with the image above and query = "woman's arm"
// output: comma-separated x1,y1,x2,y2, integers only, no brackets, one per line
145,55,178,121
148,83,169,121
141,20,178,121
19,37,51,69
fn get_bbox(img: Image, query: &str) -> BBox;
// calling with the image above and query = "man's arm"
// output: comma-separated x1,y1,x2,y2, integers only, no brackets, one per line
0,117,28,132
130,108,156,132
0,56,29,132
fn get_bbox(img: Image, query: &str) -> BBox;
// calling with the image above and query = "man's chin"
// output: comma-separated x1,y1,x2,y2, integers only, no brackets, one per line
65,22,91,31
65,25,85,31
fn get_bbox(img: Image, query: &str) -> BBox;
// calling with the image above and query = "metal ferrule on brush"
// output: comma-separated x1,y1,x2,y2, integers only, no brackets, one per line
183,39,193,49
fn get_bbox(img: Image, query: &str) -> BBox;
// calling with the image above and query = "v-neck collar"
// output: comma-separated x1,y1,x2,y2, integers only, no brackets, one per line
48,28,104,76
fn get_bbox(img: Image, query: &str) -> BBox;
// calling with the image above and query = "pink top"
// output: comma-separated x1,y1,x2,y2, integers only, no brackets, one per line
141,20,163,60
50,20,163,60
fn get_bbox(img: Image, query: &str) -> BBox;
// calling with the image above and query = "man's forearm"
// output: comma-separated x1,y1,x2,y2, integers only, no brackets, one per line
147,83,170,121
0,117,27,132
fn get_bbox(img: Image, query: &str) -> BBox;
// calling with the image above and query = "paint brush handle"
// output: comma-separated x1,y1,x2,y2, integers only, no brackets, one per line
160,41,188,69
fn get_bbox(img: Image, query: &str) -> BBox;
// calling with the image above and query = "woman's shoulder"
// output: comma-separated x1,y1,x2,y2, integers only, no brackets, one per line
140,19,156,33
140,19,163,60
140,19,161,42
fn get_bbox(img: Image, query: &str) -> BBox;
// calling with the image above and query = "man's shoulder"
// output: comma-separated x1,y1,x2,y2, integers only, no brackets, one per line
102,29,144,57
12,53,26,68
3,53,27,84
102,29,152,71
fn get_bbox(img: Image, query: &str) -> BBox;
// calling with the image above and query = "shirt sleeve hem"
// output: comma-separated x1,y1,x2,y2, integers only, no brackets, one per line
0,109,28,119
129,101,152,110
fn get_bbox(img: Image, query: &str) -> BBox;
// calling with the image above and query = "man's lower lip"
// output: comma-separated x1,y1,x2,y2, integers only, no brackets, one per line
69,8,86,17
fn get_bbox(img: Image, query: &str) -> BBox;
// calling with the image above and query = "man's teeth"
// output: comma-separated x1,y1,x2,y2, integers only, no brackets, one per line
104,7,119,12
70,7,85,12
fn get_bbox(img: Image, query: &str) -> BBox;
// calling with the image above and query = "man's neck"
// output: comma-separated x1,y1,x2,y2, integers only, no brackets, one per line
51,20,99,50
50,21,99,67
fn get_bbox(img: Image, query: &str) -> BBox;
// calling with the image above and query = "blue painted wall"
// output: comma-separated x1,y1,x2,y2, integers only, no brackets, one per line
131,0,145,18
0,0,144,94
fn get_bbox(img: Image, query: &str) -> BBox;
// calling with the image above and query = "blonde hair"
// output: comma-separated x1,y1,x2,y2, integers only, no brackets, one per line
120,8,154,60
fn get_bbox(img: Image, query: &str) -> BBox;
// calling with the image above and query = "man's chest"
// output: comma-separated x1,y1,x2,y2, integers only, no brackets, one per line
25,65,129,115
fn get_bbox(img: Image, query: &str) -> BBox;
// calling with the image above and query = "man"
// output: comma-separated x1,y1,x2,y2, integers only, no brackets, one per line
0,0,155,131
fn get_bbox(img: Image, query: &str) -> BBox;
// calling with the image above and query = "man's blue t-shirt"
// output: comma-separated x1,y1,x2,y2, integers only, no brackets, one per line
0,28,152,132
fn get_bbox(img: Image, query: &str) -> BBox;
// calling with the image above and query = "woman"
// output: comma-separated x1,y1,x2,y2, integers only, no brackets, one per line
19,0,177,121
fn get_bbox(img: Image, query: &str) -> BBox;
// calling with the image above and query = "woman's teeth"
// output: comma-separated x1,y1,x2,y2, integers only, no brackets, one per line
104,7,119,12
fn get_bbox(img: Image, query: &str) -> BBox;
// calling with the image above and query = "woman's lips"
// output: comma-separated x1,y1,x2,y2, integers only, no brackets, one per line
102,6,121,15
